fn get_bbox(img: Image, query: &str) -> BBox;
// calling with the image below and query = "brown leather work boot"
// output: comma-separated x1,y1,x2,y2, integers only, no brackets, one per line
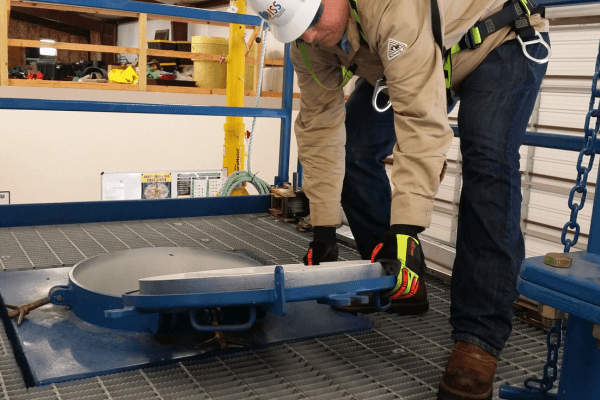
332,277,428,315
438,341,498,400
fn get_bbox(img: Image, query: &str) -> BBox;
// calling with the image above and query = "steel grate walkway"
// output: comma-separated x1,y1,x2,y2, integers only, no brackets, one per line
0,214,559,399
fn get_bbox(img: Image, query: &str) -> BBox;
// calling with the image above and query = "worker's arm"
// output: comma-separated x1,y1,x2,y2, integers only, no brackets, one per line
290,43,347,228
371,0,453,229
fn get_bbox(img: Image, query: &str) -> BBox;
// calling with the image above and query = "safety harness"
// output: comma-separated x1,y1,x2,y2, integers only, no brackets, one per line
295,0,362,91
437,0,547,104
297,0,547,104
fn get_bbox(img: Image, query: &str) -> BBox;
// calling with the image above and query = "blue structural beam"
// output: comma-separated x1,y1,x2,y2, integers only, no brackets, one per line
451,126,600,153
276,44,295,186
0,195,271,228
0,98,287,119
538,0,600,5
27,0,263,26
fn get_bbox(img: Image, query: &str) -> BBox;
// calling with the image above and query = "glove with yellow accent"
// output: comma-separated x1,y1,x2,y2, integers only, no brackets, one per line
303,226,339,266
371,225,424,300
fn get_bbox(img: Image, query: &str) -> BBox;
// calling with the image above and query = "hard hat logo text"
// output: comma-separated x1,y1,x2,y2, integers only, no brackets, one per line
259,1,285,21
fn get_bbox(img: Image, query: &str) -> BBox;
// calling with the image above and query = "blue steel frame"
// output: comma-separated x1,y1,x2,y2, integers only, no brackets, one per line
0,0,297,228
48,265,396,333
0,0,600,397
0,0,597,228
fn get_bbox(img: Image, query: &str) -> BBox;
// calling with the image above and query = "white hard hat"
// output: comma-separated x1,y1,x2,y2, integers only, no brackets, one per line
247,0,322,43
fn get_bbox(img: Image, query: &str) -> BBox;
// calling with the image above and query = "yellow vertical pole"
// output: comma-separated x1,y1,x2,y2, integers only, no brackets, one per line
0,0,9,86
223,0,248,196
138,13,148,91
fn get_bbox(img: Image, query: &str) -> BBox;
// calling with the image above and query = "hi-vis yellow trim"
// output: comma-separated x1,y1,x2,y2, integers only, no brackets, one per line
389,235,420,296
472,27,482,46
297,42,355,91
519,0,531,16
351,8,368,42
444,56,452,90
298,0,364,91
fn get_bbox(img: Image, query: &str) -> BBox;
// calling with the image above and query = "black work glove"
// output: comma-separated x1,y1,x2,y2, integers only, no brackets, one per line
371,224,424,299
303,226,339,265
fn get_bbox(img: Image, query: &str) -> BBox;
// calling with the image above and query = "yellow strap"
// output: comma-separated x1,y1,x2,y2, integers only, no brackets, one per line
297,42,355,91
519,0,531,17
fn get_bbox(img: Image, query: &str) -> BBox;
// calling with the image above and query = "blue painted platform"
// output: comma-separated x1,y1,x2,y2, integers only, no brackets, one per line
0,268,372,387
518,252,600,325
501,251,600,399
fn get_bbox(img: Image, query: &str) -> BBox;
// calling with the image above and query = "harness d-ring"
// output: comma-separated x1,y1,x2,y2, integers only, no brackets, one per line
517,31,551,64
372,77,392,113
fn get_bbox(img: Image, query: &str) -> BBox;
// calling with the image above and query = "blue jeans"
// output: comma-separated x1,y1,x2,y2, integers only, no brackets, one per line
341,34,549,356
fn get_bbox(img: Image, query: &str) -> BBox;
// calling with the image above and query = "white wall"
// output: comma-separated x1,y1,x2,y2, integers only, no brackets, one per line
0,11,306,205
424,21,600,260
0,86,299,204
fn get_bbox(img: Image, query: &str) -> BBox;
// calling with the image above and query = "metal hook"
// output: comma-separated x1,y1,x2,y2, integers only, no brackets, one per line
372,77,392,113
517,31,551,65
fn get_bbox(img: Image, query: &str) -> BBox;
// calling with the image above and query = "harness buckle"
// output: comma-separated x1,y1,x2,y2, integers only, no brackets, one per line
464,28,481,50
372,78,392,113
517,31,551,64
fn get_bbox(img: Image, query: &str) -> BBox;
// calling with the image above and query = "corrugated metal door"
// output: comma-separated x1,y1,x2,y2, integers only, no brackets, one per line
427,20,600,269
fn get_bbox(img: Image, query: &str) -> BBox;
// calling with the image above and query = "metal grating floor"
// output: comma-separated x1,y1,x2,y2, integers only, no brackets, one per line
0,214,559,400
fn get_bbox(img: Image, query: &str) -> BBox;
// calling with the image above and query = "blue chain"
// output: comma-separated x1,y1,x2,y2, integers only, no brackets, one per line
523,320,563,394
561,39,600,252
521,39,600,397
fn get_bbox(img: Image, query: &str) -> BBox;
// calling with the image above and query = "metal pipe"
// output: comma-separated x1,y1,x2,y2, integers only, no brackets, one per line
0,195,271,228
452,126,600,153
276,43,294,186
223,0,248,195
0,98,287,118
296,160,304,188
292,172,298,192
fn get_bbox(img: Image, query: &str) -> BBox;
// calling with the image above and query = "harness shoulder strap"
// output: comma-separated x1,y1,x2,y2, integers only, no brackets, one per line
349,0,368,43
430,0,455,105
296,0,365,91
455,0,545,53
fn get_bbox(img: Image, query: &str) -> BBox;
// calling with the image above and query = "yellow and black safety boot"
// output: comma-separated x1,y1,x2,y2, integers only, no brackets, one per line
438,341,498,400
333,225,429,315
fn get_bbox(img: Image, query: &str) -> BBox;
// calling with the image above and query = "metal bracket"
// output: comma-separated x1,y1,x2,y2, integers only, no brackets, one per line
319,293,369,307
265,265,287,316
189,307,257,332
48,285,73,307
373,293,392,312
100,263,396,331
517,31,551,65
372,78,392,113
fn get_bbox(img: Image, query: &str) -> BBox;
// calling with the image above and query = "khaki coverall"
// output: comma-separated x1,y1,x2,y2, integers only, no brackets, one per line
291,0,548,228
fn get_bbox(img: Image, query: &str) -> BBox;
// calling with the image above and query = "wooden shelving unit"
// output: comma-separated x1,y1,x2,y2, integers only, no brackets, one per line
0,0,294,98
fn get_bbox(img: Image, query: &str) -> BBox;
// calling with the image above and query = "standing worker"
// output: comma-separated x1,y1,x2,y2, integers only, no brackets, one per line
248,0,550,399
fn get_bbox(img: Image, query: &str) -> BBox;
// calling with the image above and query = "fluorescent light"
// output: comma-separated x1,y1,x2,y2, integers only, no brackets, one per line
40,39,57,57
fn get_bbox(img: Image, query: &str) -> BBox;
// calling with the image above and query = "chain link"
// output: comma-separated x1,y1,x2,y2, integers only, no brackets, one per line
521,39,600,397
561,39,600,252
524,320,563,393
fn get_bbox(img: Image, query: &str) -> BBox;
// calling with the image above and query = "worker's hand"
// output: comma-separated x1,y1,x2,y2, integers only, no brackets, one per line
371,225,424,299
303,226,339,265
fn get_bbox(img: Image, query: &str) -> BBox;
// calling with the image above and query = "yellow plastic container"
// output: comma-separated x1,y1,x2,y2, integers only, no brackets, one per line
192,36,256,90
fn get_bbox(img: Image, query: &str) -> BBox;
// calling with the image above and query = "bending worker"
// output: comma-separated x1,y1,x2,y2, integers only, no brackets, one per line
248,0,550,399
